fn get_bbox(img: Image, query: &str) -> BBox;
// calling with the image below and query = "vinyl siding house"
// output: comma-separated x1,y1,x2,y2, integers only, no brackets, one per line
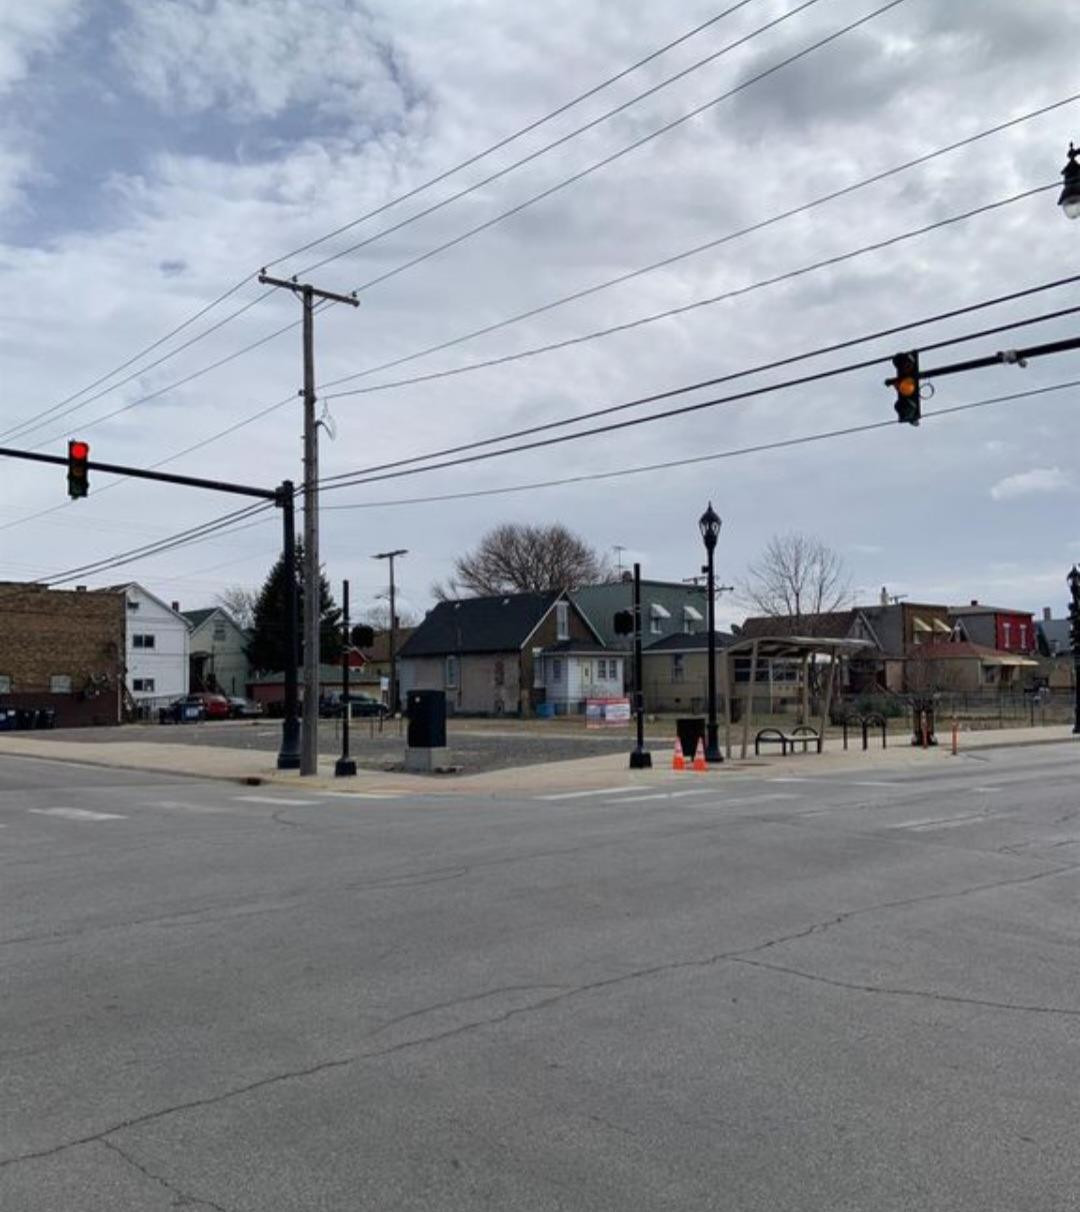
110,583,189,706
182,607,251,696
641,631,735,713
398,590,604,716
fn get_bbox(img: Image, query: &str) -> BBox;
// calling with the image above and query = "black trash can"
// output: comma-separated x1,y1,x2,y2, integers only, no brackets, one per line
407,690,447,749
676,716,706,759
15,708,35,731
911,703,938,746
36,707,56,730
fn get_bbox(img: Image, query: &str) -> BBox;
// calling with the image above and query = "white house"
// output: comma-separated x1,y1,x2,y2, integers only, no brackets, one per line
110,583,190,704
534,640,624,714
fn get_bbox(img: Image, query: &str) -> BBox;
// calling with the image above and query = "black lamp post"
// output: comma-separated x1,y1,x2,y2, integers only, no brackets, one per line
1059,144,1080,220
699,502,723,763
1068,564,1080,735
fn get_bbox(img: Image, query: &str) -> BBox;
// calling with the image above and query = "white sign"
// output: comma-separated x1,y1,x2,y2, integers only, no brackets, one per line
586,697,631,728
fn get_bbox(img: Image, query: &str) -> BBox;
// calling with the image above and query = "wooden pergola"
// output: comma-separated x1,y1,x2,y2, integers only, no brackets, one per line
723,635,873,759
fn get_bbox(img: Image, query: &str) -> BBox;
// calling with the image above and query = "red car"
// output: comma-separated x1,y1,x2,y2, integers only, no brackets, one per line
190,692,230,719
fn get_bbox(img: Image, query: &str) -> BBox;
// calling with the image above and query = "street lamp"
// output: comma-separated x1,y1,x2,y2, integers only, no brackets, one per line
698,502,723,763
1059,144,1080,220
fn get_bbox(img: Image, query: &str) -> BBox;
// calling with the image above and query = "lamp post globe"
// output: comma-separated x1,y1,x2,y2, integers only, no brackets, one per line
1059,144,1080,220
699,502,722,551
699,502,723,763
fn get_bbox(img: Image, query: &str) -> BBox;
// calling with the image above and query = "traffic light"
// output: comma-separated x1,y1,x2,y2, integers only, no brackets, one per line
349,624,375,648
891,351,921,426
613,609,634,637
67,439,89,498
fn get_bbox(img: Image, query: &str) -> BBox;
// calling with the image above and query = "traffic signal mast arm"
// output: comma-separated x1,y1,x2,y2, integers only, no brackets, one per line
885,334,1080,388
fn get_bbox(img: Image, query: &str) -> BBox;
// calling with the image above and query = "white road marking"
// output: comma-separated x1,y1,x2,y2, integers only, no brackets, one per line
613,791,797,807
538,787,650,801
848,781,903,788
891,812,990,831
768,777,813,784
968,786,1003,793
233,795,321,806
321,791,403,800
151,800,232,814
29,808,126,821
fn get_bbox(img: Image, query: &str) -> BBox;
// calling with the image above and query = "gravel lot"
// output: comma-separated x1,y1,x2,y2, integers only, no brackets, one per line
26,717,650,774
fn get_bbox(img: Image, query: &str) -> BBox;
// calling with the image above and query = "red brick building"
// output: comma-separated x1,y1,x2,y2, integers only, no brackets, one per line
949,601,1037,654
0,583,124,727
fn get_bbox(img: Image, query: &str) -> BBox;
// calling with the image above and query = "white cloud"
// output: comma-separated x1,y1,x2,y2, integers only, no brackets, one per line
989,467,1073,502
0,0,83,94
113,0,417,128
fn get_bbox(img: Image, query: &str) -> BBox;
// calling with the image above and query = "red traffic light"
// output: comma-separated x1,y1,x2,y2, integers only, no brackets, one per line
67,439,90,499
69,440,89,461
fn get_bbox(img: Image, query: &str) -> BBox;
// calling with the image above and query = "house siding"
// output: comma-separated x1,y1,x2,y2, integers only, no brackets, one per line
123,586,189,702
188,612,250,696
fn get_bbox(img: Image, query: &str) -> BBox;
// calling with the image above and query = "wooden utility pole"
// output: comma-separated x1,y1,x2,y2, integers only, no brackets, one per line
374,549,407,713
259,271,359,775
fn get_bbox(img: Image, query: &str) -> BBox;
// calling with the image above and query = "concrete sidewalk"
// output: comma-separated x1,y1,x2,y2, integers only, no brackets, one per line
0,722,1075,797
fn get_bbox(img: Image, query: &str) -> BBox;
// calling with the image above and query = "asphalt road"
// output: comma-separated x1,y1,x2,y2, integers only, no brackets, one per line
2,744,1079,1209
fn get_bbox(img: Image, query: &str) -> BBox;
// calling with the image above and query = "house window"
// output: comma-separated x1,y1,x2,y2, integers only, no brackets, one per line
609,659,619,683
1002,621,1012,648
1019,623,1028,650
132,678,155,693
556,602,569,641
50,675,72,694
672,654,685,683
650,616,662,635
0,674,10,694
133,633,156,649
213,621,227,642
445,655,459,689
551,658,562,683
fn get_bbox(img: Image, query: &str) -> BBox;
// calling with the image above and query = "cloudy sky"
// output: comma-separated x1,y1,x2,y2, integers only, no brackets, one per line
2,0,1079,625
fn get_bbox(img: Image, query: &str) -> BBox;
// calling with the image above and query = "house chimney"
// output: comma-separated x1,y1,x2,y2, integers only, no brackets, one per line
1044,606,1052,621
75,585,87,593
171,600,180,612
970,599,978,607
880,586,888,606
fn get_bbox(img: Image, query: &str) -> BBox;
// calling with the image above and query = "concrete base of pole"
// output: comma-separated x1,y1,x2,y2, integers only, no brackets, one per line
629,750,652,769
405,747,451,773
334,757,357,777
276,719,301,770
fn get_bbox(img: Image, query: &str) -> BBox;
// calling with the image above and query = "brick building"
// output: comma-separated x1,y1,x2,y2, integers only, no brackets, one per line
0,583,124,726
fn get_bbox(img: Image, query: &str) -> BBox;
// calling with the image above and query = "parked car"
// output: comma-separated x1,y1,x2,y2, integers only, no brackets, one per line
188,692,230,719
159,695,206,724
319,692,388,719
228,696,264,719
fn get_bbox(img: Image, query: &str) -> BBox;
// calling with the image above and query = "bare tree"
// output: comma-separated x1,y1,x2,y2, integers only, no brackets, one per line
435,523,610,598
359,601,419,631
741,533,851,632
216,585,257,631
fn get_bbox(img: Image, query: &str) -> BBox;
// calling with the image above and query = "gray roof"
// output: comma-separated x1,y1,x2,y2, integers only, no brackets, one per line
644,631,734,653
1038,619,1071,656
181,607,218,630
572,580,709,646
400,592,565,658
949,604,1032,616
541,639,609,654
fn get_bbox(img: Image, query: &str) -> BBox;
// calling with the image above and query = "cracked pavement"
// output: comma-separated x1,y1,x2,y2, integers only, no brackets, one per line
2,743,1079,1209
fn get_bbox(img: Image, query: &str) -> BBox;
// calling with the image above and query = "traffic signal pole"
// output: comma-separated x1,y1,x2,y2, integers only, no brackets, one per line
0,444,302,770
259,272,359,777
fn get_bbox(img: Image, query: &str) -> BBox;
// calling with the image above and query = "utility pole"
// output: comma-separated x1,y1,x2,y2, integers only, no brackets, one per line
374,549,407,713
259,271,359,775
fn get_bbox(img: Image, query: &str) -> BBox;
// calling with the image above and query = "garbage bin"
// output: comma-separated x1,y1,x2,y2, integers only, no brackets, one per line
33,708,56,729
0,709,15,731
676,716,706,759
407,690,447,749
15,708,35,731
911,704,937,746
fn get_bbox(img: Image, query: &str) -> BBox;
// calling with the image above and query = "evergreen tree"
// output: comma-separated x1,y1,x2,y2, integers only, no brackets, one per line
246,545,342,673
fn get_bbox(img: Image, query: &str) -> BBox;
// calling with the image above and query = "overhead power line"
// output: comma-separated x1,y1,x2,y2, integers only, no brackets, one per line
339,0,911,296
318,94,1080,396
297,0,826,278
319,379,1080,512
318,294,1080,489
1,2,761,447
324,181,1059,402
47,375,1079,585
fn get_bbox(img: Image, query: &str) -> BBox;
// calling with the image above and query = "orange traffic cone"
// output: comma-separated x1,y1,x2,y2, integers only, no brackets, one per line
692,737,707,772
672,738,686,771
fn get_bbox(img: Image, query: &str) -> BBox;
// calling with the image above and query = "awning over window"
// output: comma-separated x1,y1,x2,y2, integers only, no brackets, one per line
982,653,1039,667
683,604,704,622
650,603,672,619
932,618,951,634
912,617,932,632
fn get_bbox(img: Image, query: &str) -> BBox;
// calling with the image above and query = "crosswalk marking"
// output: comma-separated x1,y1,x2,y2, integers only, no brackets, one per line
538,787,649,801
29,808,126,821
233,795,320,806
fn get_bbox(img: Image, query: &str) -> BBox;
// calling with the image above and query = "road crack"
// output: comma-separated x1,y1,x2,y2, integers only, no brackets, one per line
100,1138,231,1211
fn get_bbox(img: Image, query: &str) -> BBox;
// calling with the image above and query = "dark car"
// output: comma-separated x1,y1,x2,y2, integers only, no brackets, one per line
159,695,206,724
228,696,264,719
189,692,230,719
320,692,387,719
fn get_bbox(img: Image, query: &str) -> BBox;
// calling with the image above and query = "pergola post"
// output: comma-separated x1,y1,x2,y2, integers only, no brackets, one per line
741,640,760,760
818,646,839,752
800,653,810,724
